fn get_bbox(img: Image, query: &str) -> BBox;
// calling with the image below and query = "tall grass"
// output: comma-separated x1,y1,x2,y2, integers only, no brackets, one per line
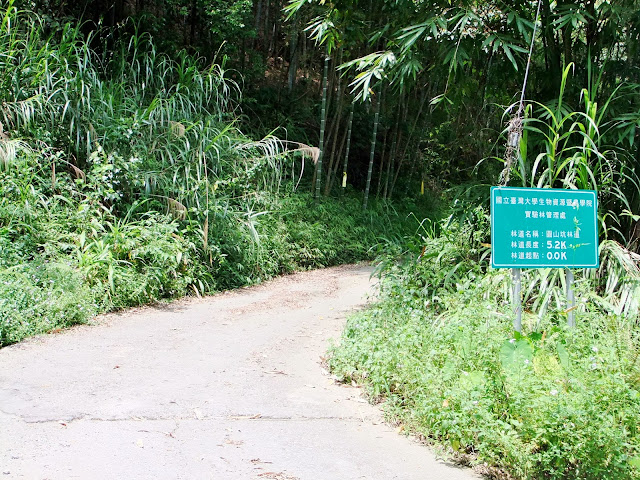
0,2,288,215
501,64,639,238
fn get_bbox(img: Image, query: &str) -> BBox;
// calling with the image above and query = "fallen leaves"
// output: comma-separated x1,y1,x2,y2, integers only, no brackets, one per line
256,473,299,480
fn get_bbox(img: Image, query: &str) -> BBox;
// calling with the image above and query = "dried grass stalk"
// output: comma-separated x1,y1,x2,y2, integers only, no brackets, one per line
69,164,86,182
278,140,320,164
500,114,523,186
170,121,186,137
167,197,187,220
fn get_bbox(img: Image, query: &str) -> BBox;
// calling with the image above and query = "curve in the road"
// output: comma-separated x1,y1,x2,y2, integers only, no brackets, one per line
0,265,480,480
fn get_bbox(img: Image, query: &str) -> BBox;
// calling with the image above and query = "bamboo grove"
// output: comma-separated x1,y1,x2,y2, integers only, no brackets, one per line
12,1,640,234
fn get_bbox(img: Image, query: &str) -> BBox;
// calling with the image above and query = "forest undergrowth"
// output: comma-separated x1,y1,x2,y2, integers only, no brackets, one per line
0,4,432,346
0,157,425,346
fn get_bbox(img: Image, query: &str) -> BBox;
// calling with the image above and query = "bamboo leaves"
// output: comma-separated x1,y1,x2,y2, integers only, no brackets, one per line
341,51,396,102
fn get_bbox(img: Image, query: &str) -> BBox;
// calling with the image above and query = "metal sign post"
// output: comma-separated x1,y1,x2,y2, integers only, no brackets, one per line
512,268,522,332
491,186,599,330
565,268,575,328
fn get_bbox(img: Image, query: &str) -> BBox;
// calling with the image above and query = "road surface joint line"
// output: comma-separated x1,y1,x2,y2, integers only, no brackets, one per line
16,414,372,424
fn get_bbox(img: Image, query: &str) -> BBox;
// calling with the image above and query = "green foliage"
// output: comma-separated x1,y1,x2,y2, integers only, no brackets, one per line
287,0,535,102
0,146,425,346
0,149,423,345
0,261,97,345
478,67,640,321
0,149,190,342
330,216,640,479
0,5,433,346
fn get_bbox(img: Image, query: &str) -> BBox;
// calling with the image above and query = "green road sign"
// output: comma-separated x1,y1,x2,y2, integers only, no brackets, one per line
491,186,599,269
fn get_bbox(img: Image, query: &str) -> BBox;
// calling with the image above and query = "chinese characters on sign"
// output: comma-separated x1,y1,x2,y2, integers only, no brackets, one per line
491,187,599,268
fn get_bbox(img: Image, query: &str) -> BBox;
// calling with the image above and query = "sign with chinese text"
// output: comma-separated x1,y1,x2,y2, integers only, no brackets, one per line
491,187,599,269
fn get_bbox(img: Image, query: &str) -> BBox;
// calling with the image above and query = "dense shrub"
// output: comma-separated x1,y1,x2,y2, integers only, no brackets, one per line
0,262,97,345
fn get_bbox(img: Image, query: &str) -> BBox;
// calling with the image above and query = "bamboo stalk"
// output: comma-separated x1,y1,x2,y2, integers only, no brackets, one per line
324,75,344,196
376,122,388,199
391,89,427,197
363,96,380,211
315,55,329,202
287,14,300,92
328,114,349,194
384,132,397,200
385,92,403,199
340,106,354,196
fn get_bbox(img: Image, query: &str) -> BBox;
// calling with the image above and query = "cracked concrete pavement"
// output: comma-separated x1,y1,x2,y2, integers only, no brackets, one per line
0,264,481,480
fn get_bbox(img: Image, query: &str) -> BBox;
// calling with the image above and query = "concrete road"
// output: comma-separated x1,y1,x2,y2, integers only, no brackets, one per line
0,265,480,480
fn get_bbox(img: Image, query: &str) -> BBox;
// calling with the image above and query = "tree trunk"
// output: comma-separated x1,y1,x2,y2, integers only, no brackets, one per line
376,124,388,199
385,92,404,199
269,0,278,57
254,0,263,49
384,127,400,200
585,0,598,59
328,114,349,194
541,0,561,89
391,90,427,196
404,147,420,196
189,0,197,47
264,0,270,54
324,59,344,196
